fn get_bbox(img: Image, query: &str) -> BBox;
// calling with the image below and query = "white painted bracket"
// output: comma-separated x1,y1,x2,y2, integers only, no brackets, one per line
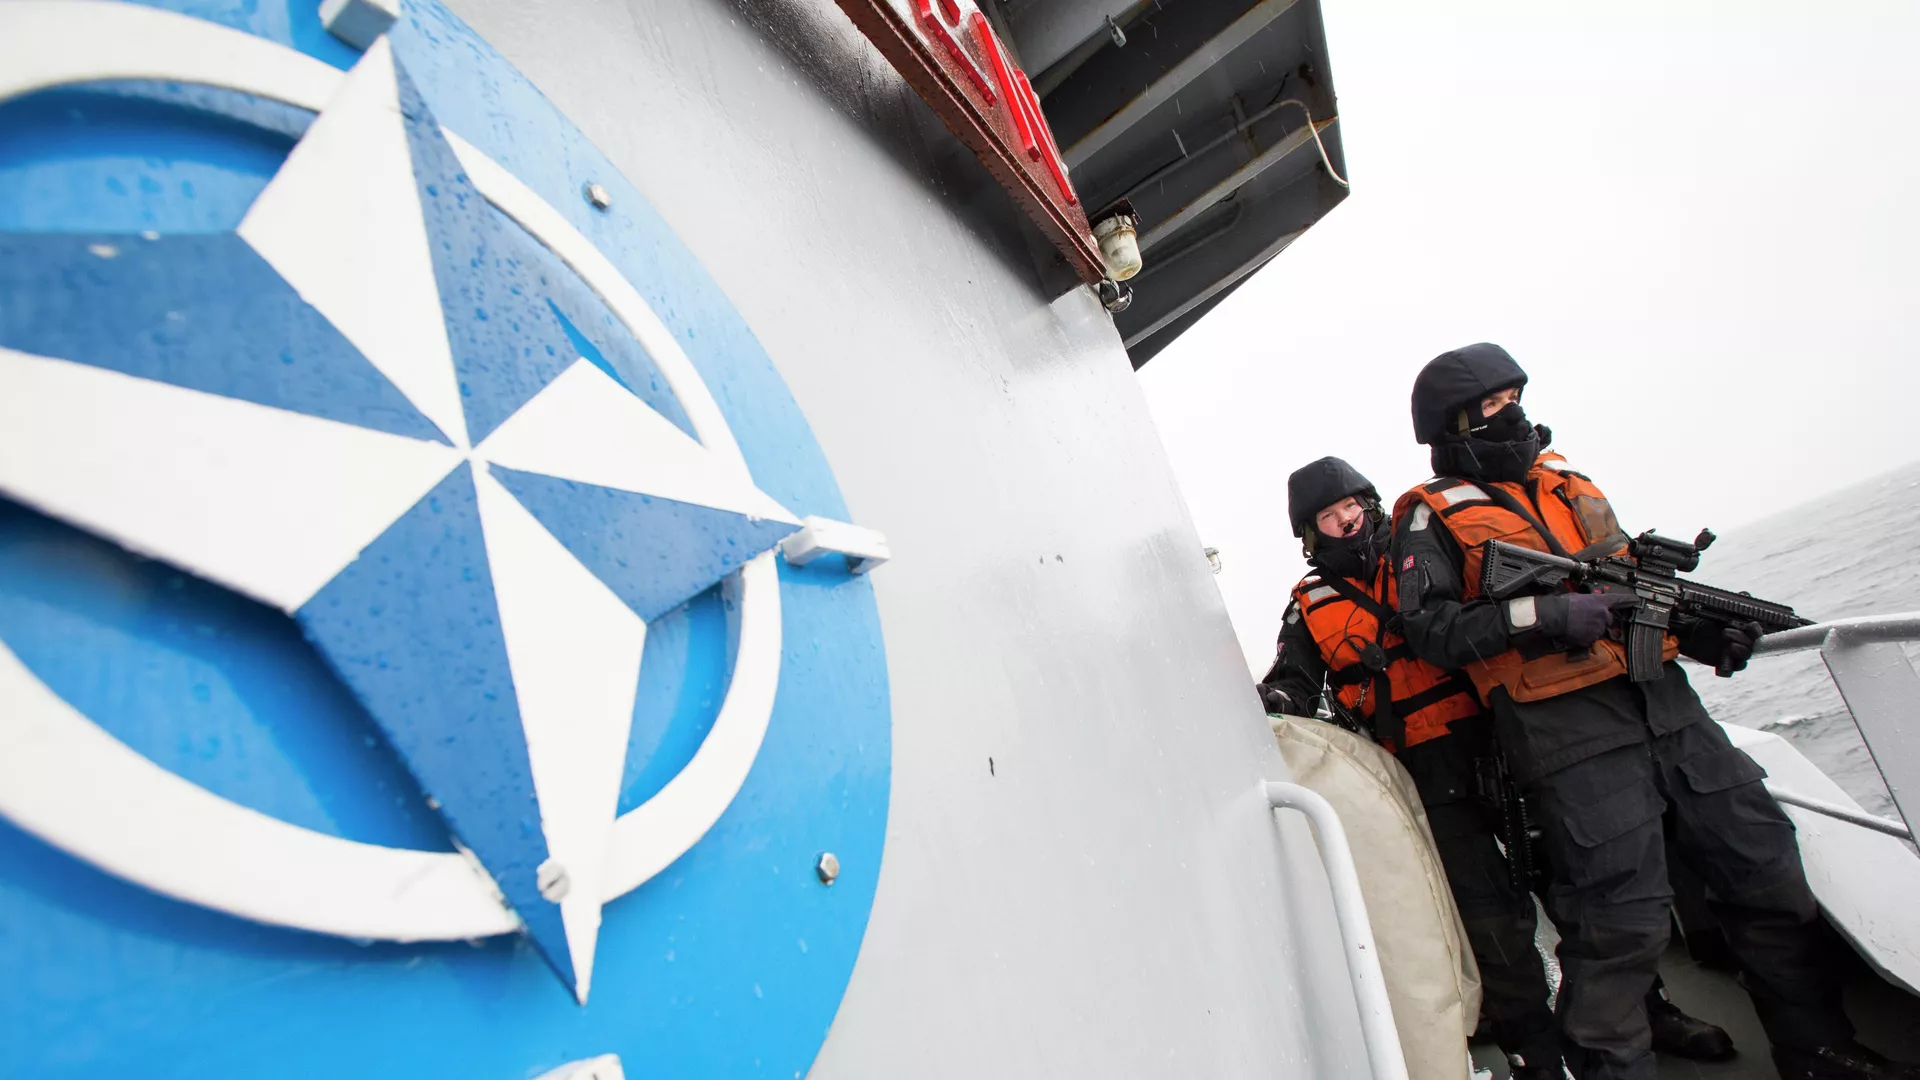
319,0,399,48
779,515,890,574
533,1054,624,1080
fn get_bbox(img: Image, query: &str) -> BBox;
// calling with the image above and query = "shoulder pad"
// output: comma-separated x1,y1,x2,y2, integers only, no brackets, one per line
1534,455,1591,482
1435,482,1490,507
1403,502,1434,532
1418,476,1494,504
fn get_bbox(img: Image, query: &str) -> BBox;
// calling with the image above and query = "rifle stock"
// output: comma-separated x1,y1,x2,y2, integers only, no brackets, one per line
1478,545,1579,598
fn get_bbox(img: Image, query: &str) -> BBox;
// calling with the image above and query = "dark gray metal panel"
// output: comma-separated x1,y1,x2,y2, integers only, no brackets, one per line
442,0,1368,1074
1046,0,1333,169
1029,0,1346,367
1002,0,1139,75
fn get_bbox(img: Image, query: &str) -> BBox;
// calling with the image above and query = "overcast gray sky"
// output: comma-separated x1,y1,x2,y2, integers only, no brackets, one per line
1139,0,1920,676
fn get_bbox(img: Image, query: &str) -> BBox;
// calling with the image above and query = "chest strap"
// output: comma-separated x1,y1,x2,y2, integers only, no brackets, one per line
1472,482,1574,558
1321,571,1396,626
1319,565,1406,749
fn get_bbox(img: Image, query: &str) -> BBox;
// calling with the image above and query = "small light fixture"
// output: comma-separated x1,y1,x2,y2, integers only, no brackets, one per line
1091,199,1142,282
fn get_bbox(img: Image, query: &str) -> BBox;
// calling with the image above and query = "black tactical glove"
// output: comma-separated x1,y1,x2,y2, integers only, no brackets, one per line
1258,683,1293,715
1529,591,1640,648
1678,618,1766,674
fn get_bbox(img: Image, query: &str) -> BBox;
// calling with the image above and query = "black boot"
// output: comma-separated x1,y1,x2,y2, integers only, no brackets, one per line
1507,1057,1564,1080
1507,1048,1567,1080
1647,992,1735,1061
1773,1043,1920,1080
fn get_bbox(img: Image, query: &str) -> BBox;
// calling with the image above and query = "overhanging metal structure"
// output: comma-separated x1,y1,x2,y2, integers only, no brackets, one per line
1013,0,1348,367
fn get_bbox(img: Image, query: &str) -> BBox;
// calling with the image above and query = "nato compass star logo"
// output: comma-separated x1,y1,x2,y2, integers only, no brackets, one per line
0,0,890,1023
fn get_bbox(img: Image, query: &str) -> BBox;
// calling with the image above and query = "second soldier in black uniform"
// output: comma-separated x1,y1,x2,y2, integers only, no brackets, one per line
1262,456,1731,1077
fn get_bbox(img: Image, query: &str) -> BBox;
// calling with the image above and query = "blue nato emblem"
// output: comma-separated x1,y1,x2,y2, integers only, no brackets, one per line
0,1,890,1076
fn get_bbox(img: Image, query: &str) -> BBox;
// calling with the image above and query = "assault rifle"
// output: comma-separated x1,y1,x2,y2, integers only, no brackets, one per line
1474,745,1545,892
1479,528,1812,682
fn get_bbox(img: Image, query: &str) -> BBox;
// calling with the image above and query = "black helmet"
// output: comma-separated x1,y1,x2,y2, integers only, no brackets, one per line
1411,343,1528,445
1287,456,1378,538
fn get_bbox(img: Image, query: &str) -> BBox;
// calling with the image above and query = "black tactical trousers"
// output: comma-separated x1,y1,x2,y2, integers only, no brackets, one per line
1405,730,1559,1068
1427,798,1561,1068
1530,719,1851,1080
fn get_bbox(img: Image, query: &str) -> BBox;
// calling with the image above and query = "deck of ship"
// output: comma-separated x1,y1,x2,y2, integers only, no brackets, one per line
1470,929,1920,1080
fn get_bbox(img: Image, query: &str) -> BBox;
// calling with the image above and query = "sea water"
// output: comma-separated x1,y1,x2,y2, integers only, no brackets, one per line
1686,460,1920,819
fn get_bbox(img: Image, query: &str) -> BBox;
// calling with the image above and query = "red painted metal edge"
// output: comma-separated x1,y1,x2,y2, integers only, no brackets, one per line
832,0,1108,285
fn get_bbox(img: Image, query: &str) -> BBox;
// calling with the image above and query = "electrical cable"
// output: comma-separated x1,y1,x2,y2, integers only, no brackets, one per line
1272,98,1350,188
1118,95,1348,204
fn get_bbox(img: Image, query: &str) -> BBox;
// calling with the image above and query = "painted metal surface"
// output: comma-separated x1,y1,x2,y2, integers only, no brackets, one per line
0,0,1367,1076
429,0,1372,1075
1754,612,1920,834
0,0,892,1074
1723,723,1920,996
1820,636,1920,835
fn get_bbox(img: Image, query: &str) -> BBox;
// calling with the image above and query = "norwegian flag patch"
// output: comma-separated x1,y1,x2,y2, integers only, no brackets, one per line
1402,555,1416,571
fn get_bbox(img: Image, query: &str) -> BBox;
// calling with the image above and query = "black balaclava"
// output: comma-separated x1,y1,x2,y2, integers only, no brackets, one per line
1286,456,1390,580
1410,342,1549,484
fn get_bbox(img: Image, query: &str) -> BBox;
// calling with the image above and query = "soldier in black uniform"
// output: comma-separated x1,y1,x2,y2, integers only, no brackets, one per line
1389,342,1918,1080
1262,457,1564,1078
1263,457,1732,1077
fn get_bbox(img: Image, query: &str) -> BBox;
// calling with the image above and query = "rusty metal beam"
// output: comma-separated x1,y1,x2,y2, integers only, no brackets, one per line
1138,117,1331,252
1061,0,1302,169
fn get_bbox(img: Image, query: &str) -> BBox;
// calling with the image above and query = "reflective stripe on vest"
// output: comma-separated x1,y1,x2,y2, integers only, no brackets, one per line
1289,563,1479,750
1392,452,1677,704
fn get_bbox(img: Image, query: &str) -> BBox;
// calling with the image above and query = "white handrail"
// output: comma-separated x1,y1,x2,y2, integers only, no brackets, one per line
1747,611,1920,838
1264,781,1410,1080
1753,611,1920,655
1765,783,1913,840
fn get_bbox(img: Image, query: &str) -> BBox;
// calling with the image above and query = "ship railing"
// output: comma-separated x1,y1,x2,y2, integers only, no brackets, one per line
1750,611,1920,840
1263,781,1411,1080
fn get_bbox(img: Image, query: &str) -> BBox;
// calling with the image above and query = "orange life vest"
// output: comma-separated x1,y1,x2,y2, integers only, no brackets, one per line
1291,557,1479,752
1392,452,1679,704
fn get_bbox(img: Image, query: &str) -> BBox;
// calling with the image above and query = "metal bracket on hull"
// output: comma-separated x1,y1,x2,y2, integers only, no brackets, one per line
780,516,892,575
